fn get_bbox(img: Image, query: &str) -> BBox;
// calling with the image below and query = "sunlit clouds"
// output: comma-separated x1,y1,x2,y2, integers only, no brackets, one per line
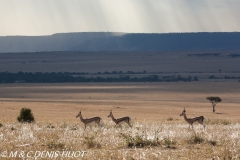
0,0,240,36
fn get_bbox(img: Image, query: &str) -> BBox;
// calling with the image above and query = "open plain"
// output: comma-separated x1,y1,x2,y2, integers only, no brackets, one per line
0,82,240,122
0,81,240,159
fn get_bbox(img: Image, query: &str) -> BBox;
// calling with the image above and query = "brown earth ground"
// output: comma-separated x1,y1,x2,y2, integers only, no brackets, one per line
0,81,239,123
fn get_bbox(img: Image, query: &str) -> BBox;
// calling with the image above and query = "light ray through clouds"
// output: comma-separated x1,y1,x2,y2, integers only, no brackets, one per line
0,0,240,36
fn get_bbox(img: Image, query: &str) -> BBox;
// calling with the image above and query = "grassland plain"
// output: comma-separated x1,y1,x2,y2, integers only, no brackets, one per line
0,82,240,159
0,51,240,73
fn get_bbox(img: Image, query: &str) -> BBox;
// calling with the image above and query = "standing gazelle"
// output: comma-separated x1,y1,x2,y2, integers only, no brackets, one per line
180,108,206,129
108,110,132,128
76,110,102,130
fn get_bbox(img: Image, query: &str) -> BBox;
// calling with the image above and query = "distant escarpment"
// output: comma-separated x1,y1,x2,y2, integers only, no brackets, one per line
0,32,240,52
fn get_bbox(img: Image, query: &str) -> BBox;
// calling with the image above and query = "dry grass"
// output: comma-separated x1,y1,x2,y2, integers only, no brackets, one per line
0,121,239,159
0,82,240,159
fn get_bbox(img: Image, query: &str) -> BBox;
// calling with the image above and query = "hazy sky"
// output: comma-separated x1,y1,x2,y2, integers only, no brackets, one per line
1,0,240,36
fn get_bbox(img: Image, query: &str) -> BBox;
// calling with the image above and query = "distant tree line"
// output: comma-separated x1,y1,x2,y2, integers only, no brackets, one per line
187,53,240,58
187,53,221,57
209,75,240,79
0,72,199,83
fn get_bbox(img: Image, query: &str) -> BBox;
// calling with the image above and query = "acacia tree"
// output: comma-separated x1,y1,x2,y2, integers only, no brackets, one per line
206,97,222,113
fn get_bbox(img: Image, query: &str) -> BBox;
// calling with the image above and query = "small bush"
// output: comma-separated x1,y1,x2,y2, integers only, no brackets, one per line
0,123,3,127
47,123,55,129
70,125,78,130
208,140,217,146
17,108,35,123
83,136,101,149
167,117,173,121
60,122,68,129
120,133,160,148
187,133,205,144
47,140,65,149
163,138,177,148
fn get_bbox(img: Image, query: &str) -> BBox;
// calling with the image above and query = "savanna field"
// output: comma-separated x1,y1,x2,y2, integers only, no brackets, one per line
0,81,240,159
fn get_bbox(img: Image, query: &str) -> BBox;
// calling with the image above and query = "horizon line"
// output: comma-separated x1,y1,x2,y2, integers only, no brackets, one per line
1,31,240,37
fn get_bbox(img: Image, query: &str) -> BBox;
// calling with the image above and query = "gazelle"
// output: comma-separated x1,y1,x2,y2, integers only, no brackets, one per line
76,110,102,130
108,110,132,128
180,108,206,129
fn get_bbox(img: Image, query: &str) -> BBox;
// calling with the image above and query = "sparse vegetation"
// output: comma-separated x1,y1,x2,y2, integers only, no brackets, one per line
0,123,3,127
17,108,35,123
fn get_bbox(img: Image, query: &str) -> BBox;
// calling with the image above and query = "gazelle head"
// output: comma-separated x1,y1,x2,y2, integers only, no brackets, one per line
180,108,186,116
108,110,113,117
76,110,82,118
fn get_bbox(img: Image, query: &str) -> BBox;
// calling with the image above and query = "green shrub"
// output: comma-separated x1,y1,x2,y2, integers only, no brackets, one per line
17,108,35,123
0,123,3,127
